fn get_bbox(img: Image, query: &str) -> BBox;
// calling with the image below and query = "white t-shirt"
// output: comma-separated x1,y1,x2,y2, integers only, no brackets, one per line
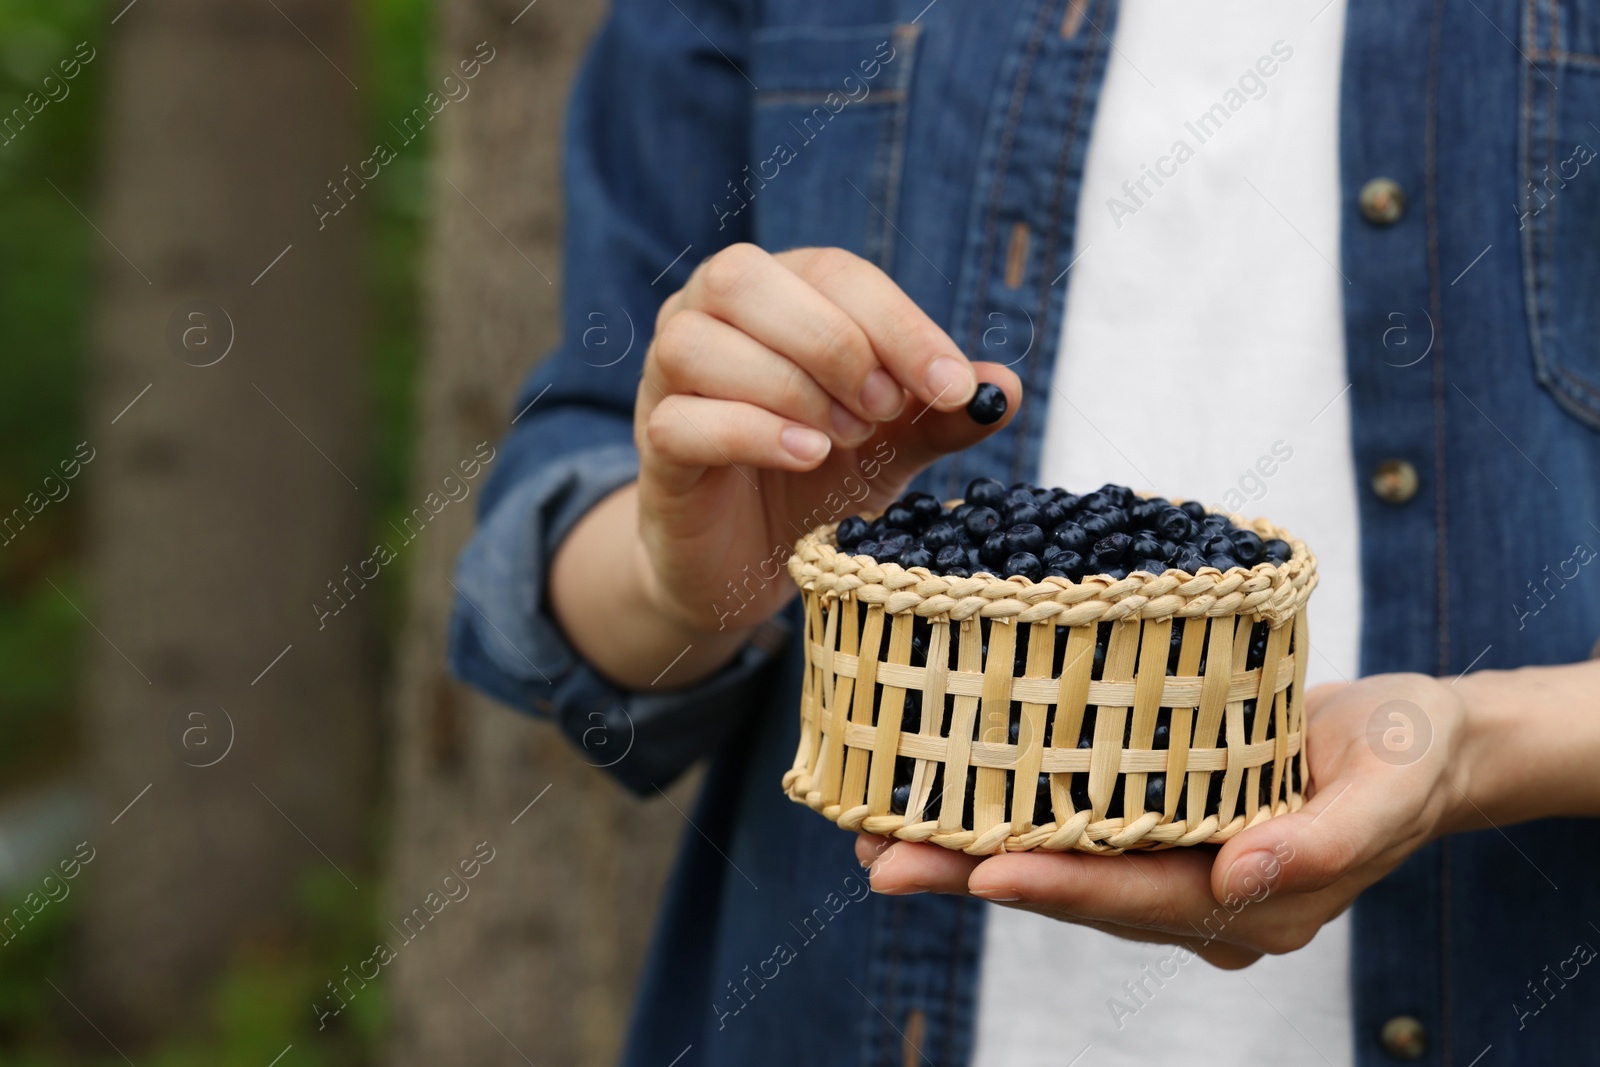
971,3,1361,1065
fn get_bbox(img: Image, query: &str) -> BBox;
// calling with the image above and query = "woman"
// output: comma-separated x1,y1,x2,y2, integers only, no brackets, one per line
449,0,1600,1062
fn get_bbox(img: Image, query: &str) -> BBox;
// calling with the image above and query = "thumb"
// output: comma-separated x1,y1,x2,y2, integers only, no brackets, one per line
1211,778,1377,903
877,362,1023,475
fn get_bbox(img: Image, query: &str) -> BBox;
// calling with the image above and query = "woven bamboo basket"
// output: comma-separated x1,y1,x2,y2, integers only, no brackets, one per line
781,504,1317,854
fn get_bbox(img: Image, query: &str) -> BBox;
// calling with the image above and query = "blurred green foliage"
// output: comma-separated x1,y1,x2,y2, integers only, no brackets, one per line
0,0,436,1060
0,0,101,786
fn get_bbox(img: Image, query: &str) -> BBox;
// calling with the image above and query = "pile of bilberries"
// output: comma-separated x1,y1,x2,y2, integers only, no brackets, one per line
879,616,1295,829
833,478,1292,582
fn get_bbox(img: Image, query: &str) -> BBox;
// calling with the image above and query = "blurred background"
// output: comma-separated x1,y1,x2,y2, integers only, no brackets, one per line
0,0,693,1063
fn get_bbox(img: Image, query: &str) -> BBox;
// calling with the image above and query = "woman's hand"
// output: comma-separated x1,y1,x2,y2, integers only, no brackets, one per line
857,673,1475,969
552,244,1021,689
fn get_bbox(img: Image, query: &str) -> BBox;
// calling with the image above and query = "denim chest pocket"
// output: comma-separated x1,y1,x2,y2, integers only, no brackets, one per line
1522,0,1600,428
743,23,920,268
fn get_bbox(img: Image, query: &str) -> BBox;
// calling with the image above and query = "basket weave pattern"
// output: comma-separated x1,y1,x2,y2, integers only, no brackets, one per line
782,513,1317,855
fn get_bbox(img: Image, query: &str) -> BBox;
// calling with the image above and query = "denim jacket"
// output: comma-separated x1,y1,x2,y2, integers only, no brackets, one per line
449,0,1600,1063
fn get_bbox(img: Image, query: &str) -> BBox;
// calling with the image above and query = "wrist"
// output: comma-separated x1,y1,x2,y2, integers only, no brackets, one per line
630,535,758,648
1442,664,1600,833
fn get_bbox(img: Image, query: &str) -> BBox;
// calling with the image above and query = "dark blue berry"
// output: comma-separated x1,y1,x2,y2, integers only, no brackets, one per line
1050,550,1085,578
934,544,968,571
883,502,919,532
1133,558,1168,575
1004,502,1043,527
1078,512,1116,539
921,521,962,551
1005,551,1043,582
1103,565,1130,581
1179,500,1208,522
890,783,911,815
963,506,1001,541
1173,550,1208,573
1092,532,1132,562
1005,522,1046,555
1050,522,1090,553
965,477,1006,508
944,565,971,579
1206,553,1241,572
1145,773,1166,811
966,382,1008,425
879,530,914,556
900,546,934,570
1075,491,1110,513
981,531,1010,566
906,492,944,526
1262,538,1292,564
1230,530,1264,565
1036,500,1068,528
1154,506,1195,543
1128,533,1163,560
855,539,880,558
836,515,870,549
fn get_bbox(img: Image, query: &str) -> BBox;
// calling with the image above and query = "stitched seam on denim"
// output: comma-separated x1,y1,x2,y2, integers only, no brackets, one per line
1427,5,1453,1062
961,0,1056,359
1522,3,1600,425
884,898,906,1066
1440,838,1452,1067
867,83,894,266
1012,0,1108,485
947,0,1059,503
940,900,969,1067
1428,0,1449,683
1544,1,1558,367
1521,0,1549,397
753,89,907,106
875,24,922,273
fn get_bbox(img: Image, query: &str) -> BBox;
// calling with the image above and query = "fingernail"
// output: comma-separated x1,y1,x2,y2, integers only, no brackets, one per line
871,884,928,896
830,402,872,442
781,426,830,464
970,887,1021,902
1224,850,1279,900
926,357,976,406
860,368,905,421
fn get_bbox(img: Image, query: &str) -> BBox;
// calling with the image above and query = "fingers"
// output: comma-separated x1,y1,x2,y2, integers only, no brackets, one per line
965,847,1338,955
680,245,976,424
858,836,1302,962
680,244,906,423
642,244,1019,490
639,390,831,476
1211,772,1418,903
648,309,873,447
860,839,982,896
784,246,977,411
883,361,1023,472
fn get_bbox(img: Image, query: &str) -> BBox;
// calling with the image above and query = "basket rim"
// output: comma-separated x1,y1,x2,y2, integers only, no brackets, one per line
787,498,1318,625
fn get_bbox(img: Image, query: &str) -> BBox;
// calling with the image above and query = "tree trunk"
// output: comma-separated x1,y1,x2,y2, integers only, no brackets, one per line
77,0,375,1039
382,2,694,1065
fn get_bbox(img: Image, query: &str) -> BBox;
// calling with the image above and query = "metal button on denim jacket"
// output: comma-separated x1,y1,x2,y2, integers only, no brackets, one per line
448,0,1600,1063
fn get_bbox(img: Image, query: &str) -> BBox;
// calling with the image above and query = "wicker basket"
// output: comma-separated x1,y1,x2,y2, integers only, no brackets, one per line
781,504,1317,854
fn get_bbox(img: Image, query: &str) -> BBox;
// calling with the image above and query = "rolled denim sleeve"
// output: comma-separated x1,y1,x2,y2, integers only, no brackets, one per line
447,0,783,794
448,435,789,795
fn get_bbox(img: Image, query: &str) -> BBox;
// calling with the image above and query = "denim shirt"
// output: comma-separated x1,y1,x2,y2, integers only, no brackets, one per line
449,0,1600,1063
